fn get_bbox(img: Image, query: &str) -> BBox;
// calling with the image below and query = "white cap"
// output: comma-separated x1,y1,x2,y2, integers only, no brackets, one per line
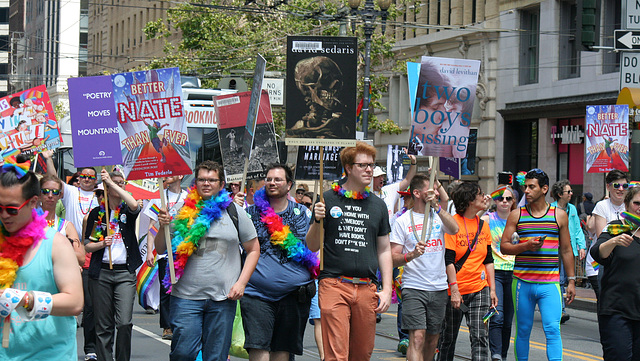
373,166,386,178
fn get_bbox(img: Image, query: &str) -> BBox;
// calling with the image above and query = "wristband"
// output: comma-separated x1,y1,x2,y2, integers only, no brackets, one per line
16,291,52,321
411,162,417,165
0,288,26,318
567,276,576,281
314,217,321,224
448,281,457,287
436,205,442,214
404,253,410,263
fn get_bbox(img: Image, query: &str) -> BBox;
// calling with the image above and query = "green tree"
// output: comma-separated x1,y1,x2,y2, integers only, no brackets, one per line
144,0,402,135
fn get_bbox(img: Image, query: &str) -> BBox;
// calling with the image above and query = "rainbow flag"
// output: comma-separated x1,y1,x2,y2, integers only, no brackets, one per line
149,224,158,238
149,204,161,216
491,186,507,201
136,246,159,310
630,181,640,188
591,260,600,271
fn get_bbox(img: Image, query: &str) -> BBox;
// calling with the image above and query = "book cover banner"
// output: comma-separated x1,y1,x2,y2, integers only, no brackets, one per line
285,36,357,147
112,67,192,180
0,85,61,156
215,90,278,182
408,57,480,158
386,145,411,185
585,105,629,173
295,146,343,181
68,76,121,167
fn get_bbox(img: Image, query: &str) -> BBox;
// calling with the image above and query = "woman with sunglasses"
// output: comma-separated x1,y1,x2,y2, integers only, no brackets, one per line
593,170,629,239
39,175,85,266
481,186,517,361
591,185,640,360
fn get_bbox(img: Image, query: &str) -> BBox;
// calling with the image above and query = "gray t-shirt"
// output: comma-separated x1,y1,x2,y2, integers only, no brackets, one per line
172,203,257,301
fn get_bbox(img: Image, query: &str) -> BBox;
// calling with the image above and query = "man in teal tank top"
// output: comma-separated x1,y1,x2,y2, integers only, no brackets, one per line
0,154,83,360
500,168,576,361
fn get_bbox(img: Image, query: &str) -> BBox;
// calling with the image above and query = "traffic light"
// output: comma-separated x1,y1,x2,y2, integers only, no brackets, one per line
576,0,600,51
498,172,513,186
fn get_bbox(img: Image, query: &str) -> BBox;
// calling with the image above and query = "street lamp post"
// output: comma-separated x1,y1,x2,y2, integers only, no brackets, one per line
348,0,391,139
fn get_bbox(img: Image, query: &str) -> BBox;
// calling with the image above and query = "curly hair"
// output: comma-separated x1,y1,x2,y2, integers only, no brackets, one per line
550,180,571,201
452,181,481,215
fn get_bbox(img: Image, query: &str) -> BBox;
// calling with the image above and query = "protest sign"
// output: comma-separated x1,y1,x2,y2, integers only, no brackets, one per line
585,105,629,173
408,57,480,158
0,85,61,157
111,67,192,180
215,90,278,182
439,157,460,179
243,54,267,160
386,145,411,185
295,146,343,181
68,76,121,167
285,36,357,147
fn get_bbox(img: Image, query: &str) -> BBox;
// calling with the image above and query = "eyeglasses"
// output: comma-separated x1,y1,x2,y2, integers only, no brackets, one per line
230,183,240,188
41,188,61,196
114,180,127,187
610,182,629,190
497,196,513,202
197,178,220,184
79,174,96,180
296,189,305,195
354,163,376,170
0,198,32,216
563,190,573,194
303,202,313,208
265,177,286,184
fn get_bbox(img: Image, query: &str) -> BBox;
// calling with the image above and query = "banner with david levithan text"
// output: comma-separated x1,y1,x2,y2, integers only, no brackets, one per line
68,76,121,167
112,67,192,180
585,105,629,173
408,57,480,158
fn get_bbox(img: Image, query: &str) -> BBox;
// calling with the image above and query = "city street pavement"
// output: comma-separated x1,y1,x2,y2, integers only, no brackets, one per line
77,287,603,360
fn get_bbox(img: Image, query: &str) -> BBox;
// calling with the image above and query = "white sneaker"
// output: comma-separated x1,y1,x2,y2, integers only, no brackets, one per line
84,353,98,361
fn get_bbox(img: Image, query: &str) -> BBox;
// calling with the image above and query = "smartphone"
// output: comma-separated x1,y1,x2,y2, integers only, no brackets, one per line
538,235,547,245
459,303,469,313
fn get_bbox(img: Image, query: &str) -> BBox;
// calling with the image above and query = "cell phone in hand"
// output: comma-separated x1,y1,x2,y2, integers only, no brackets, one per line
538,235,546,245
459,303,469,313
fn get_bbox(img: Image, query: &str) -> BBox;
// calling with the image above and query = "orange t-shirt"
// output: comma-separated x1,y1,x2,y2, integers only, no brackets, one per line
444,214,491,295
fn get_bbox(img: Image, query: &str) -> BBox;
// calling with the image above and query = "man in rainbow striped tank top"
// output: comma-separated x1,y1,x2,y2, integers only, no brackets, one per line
500,169,576,361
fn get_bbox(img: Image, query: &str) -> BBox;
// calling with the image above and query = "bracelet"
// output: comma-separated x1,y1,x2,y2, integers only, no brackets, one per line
0,288,26,317
16,291,52,321
411,162,417,165
568,276,576,281
404,253,410,263
448,281,457,287
313,217,321,224
436,205,442,214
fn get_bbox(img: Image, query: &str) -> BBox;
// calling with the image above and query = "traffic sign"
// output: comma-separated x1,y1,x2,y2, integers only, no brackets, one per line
626,0,640,30
620,53,640,89
615,30,640,50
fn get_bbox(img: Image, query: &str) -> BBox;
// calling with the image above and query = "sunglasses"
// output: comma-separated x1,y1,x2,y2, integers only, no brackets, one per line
497,196,513,202
296,189,305,195
79,174,97,180
0,198,31,216
41,188,61,196
303,202,313,208
610,182,629,190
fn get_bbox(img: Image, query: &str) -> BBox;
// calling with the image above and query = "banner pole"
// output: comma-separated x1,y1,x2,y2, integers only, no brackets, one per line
102,166,113,270
240,158,250,195
420,156,437,244
319,146,325,271
158,177,177,284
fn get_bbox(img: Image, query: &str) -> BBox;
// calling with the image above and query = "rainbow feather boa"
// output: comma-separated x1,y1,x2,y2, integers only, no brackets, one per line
0,208,47,288
331,182,371,199
163,187,232,290
253,188,319,278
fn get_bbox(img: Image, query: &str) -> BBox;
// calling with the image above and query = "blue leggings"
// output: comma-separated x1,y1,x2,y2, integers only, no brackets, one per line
512,279,563,361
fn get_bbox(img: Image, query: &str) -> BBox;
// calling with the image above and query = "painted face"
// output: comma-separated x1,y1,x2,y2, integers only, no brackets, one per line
195,169,224,200
0,184,37,234
265,168,291,199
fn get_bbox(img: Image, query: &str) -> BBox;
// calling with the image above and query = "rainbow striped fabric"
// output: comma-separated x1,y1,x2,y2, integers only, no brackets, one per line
149,204,161,216
136,248,158,310
513,205,560,283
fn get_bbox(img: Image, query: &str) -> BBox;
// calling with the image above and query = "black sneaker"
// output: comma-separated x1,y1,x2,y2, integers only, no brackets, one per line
560,313,570,324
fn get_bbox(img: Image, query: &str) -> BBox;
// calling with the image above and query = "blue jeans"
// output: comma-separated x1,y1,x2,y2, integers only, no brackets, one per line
598,313,640,361
169,296,236,361
489,270,513,360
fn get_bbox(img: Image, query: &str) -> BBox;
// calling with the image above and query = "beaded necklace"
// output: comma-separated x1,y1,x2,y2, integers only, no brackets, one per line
78,189,96,216
331,182,371,200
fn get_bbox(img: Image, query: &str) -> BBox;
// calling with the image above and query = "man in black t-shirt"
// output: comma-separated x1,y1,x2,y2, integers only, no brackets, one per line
308,141,392,361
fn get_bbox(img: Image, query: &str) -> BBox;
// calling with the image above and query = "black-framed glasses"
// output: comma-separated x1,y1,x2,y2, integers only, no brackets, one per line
0,198,31,216
41,188,61,196
497,196,513,202
114,181,127,187
197,178,220,184
610,182,629,190
265,177,286,183
354,163,376,170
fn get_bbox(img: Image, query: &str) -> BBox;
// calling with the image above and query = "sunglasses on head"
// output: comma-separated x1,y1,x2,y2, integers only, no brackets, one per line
79,174,96,180
497,196,513,202
610,182,629,190
41,188,61,196
0,198,31,216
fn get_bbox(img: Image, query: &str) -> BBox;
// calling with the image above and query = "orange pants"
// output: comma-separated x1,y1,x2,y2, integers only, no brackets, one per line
319,277,378,361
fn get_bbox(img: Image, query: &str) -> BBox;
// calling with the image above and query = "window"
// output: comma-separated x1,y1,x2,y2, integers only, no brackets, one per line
602,0,621,74
559,1,580,79
519,7,540,85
